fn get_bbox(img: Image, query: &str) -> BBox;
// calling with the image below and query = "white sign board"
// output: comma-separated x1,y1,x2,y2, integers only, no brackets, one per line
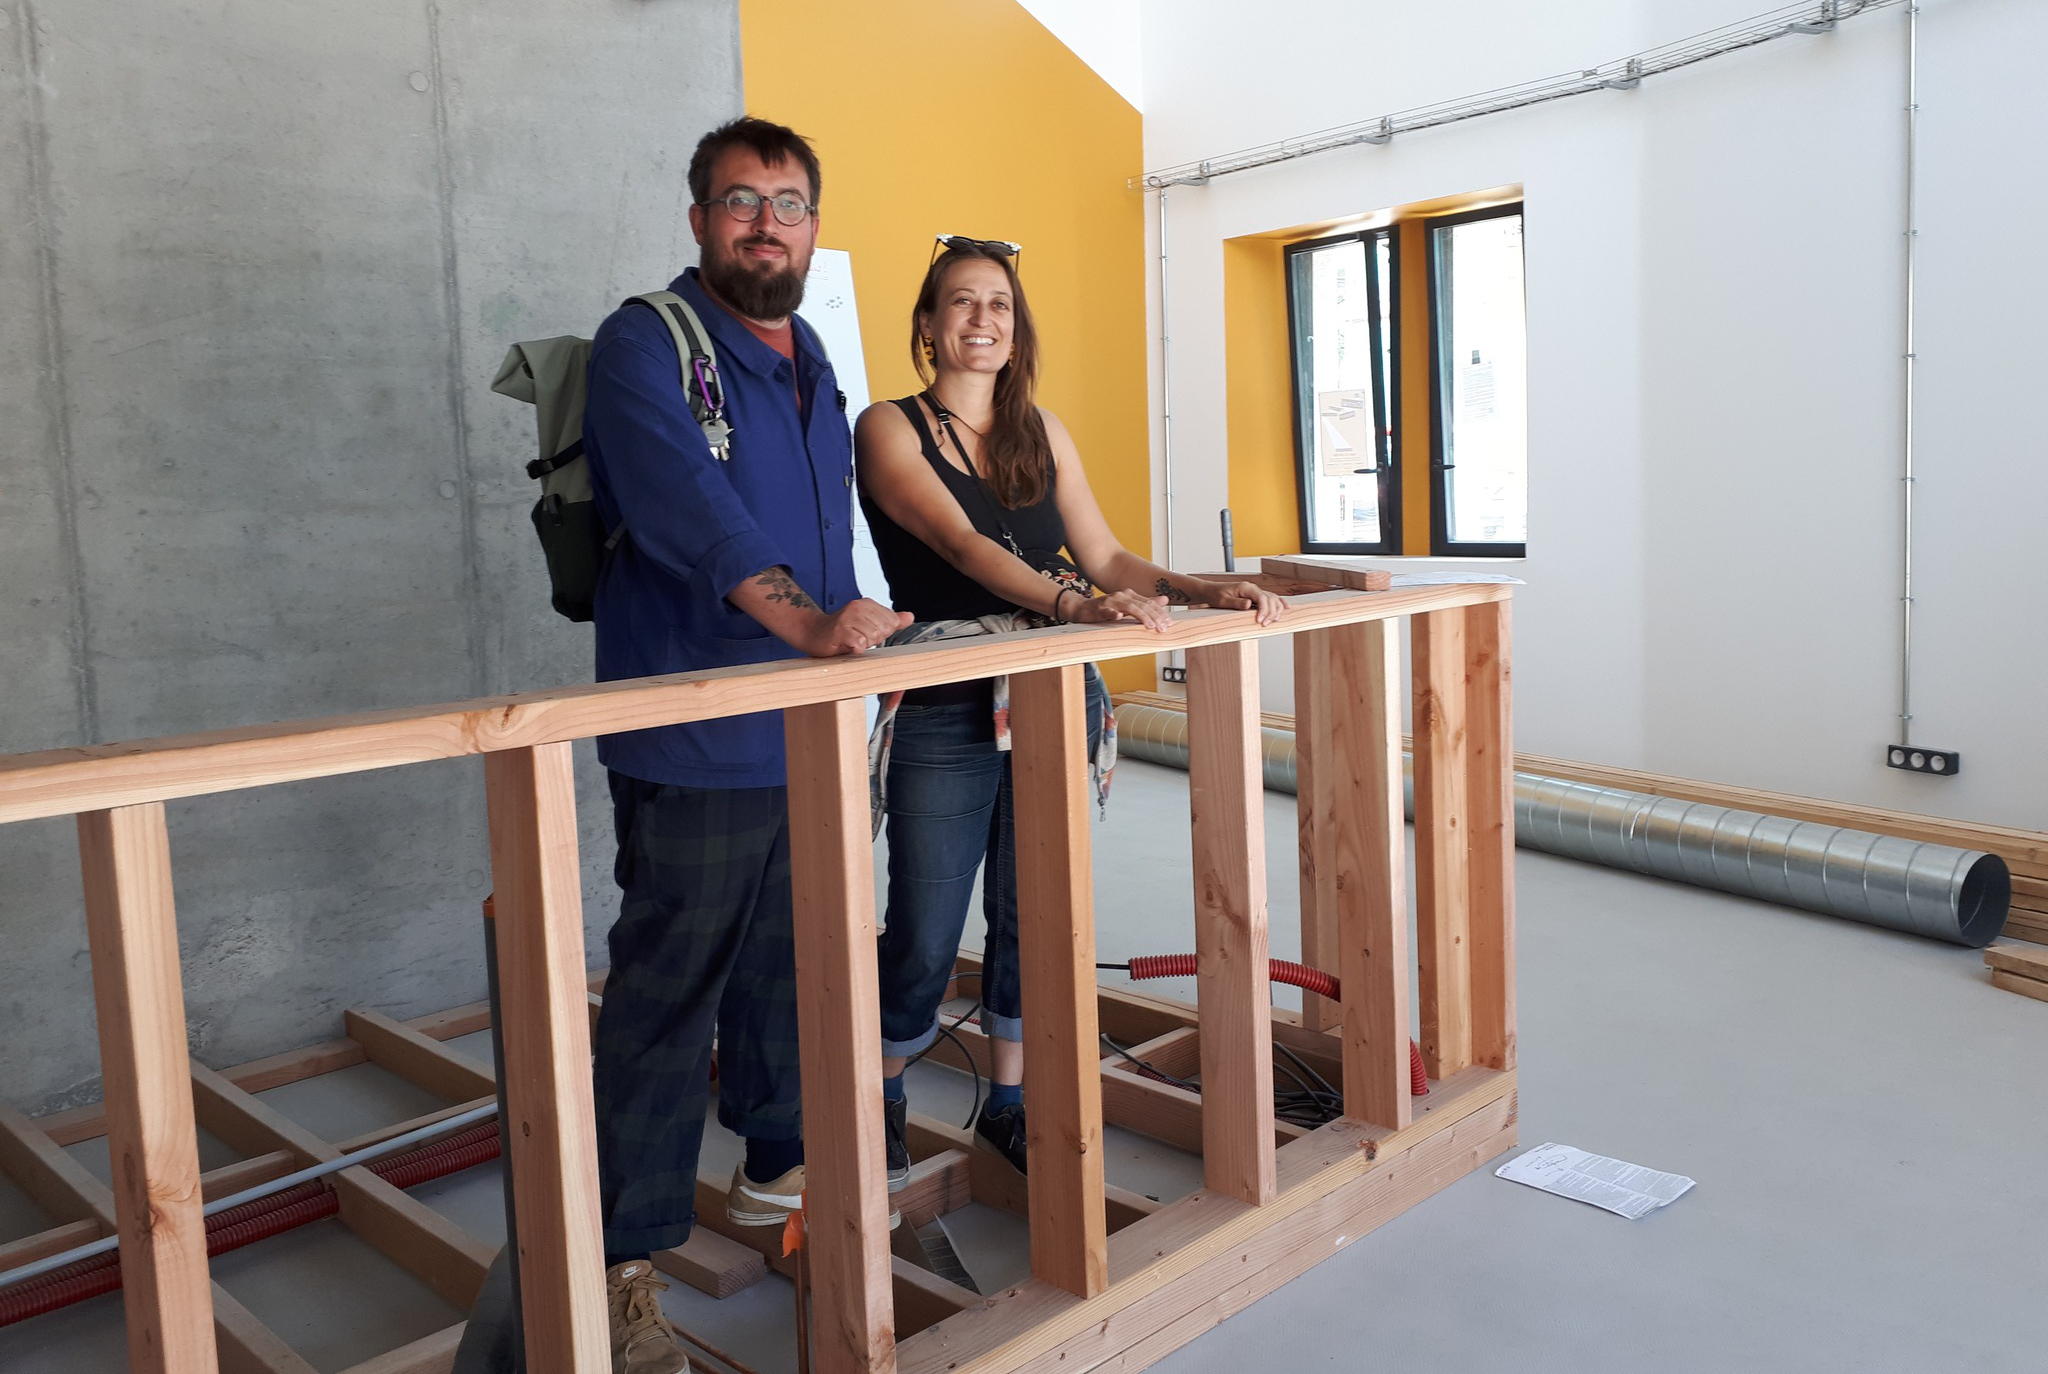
803,247,891,608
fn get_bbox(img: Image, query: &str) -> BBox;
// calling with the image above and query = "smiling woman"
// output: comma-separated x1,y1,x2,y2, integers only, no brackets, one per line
736,0,1152,687
849,236,1287,1188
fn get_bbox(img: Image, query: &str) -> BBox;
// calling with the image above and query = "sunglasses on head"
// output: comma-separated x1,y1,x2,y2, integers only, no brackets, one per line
930,234,1024,271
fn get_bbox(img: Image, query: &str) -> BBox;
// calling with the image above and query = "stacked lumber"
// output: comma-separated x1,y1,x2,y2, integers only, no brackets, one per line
1112,693,2048,946
1984,944,2048,1003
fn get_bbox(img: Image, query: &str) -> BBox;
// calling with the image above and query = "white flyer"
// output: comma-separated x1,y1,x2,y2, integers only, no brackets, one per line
1495,1142,1695,1220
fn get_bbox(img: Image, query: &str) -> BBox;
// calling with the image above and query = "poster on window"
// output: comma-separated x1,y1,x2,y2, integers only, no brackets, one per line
1316,389,1374,476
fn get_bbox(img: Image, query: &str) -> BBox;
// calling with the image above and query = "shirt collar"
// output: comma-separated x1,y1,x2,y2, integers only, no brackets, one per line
674,267,827,379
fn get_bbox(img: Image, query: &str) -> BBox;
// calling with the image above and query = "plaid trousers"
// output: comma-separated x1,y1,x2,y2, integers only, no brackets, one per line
591,773,801,1256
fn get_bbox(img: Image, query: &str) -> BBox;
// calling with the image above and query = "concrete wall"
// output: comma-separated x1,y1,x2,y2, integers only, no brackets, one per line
0,0,741,1114
1139,0,2048,831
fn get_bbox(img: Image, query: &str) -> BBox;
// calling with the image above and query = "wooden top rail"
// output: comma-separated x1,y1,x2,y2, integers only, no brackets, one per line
0,584,1508,826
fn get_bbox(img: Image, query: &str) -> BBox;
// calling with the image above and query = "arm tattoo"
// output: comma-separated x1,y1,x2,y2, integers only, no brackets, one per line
1154,578,1197,606
754,566,820,611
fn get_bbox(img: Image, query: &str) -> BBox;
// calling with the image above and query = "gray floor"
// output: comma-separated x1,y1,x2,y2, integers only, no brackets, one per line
2,758,2044,1372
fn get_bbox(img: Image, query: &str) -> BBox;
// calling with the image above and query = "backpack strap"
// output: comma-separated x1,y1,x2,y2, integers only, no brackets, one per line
628,291,735,462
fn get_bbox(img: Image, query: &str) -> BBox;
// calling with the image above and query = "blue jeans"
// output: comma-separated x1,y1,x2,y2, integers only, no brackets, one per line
877,669,1107,1059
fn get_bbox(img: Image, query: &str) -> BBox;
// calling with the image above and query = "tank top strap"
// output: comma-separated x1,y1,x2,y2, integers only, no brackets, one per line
888,395,954,482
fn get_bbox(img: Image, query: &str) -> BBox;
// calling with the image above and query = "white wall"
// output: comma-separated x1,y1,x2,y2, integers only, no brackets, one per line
1018,0,1144,108
1140,0,2048,831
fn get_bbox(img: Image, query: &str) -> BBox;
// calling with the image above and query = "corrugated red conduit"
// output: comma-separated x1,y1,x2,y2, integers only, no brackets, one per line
1123,954,1430,1097
0,1121,503,1325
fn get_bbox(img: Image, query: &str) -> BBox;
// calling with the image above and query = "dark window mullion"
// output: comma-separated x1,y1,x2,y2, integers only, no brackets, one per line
1287,228,1396,556
1364,228,1400,554
1426,202,1527,558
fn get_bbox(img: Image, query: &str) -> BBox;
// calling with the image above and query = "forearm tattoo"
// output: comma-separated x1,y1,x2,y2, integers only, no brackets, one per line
754,566,820,611
1154,578,1197,605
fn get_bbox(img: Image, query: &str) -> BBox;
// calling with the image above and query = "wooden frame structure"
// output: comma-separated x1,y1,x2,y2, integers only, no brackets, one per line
0,573,1517,1374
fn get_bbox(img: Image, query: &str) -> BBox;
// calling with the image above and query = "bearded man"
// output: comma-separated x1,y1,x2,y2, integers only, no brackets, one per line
579,116,907,1374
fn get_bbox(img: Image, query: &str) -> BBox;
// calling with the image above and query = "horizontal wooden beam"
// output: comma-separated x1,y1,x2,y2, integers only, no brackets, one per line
1257,555,1393,592
190,1059,338,1166
0,1217,101,1272
212,1281,321,1374
333,1098,495,1156
331,1168,493,1310
200,1150,299,1203
0,587,1507,826
653,1226,770,1300
0,1099,118,1229
897,1148,975,1228
1098,1063,1306,1156
345,1008,497,1104
404,1001,494,1042
893,1255,986,1336
332,1323,465,1374
223,1038,369,1095
1985,944,2048,980
1991,969,2048,1003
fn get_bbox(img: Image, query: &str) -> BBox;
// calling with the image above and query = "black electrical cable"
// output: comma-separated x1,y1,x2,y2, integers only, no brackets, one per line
1098,1032,1199,1091
1100,1032,1352,1129
1275,1040,1341,1101
905,969,989,1128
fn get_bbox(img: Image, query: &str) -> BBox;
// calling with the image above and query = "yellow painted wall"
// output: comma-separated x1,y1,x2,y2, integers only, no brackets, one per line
1222,235,1297,559
740,0,1152,690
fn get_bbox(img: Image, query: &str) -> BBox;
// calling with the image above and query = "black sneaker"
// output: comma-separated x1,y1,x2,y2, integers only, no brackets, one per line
975,1100,1028,1175
884,1095,909,1193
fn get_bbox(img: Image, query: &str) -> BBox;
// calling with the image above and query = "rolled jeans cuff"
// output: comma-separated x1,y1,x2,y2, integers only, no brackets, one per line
882,1007,1023,1060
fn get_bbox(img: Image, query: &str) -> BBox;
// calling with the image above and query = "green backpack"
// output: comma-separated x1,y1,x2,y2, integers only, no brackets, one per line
491,291,733,622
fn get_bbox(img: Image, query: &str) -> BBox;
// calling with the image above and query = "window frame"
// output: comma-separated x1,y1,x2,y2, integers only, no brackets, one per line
1425,201,1528,558
1283,226,1402,556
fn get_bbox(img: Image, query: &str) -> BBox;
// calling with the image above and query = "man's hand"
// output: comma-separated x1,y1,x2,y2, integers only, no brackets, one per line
793,597,913,658
728,566,910,657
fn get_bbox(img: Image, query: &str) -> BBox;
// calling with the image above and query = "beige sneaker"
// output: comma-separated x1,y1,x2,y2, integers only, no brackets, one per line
725,1162,901,1229
605,1259,690,1374
726,1161,805,1227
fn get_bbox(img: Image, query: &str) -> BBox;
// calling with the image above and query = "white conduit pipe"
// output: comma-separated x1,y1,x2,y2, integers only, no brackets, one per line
0,1101,499,1291
1114,703,2010,948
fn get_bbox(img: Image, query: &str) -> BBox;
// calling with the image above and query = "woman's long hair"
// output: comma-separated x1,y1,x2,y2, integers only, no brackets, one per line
910,242,1053,509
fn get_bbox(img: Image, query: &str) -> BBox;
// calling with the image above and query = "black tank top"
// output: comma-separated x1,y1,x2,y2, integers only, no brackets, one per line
860,396,1070,622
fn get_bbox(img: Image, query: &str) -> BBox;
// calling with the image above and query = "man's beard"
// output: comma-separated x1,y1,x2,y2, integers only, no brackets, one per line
701,233,807,321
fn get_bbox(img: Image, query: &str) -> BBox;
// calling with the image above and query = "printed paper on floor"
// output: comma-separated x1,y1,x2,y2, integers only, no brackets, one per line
1495,1142,1695,1220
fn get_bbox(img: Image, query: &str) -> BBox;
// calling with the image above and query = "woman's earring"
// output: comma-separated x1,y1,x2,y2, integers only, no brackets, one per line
921,335,936,365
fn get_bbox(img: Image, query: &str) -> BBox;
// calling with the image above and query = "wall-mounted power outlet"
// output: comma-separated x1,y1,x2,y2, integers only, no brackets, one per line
1161,666,1188,684
1886,744,1960,777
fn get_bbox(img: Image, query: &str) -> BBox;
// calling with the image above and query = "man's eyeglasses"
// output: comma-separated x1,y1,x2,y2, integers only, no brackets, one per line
699,188,817,227
931,234,1024,271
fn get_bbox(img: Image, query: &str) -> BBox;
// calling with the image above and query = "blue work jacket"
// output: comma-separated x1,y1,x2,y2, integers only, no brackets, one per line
584,267,859,788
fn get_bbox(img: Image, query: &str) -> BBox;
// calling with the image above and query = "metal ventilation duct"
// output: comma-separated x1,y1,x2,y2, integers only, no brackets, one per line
1113,703,2009,948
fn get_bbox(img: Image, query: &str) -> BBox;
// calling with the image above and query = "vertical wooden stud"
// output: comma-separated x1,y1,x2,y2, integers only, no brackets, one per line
1324,622,1414,1129
77,803,219,1374
483,743,609,1374
1411,609,1474,1080
1184,639,1277,1207
1292,632,1342,1033
1465,599,1518,1071
785,698,895,1374
1010,665,1107,1297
